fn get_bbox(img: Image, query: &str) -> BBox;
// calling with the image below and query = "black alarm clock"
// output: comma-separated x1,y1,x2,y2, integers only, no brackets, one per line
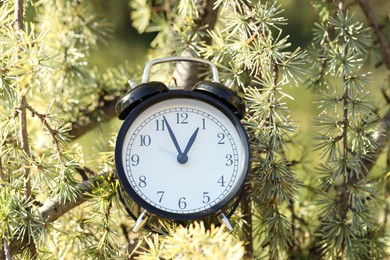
115,57,250,232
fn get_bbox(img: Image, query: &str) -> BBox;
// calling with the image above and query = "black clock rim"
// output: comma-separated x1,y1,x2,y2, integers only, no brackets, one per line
115,90,250,221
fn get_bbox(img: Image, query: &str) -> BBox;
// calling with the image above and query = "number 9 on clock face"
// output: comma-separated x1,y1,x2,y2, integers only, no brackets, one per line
115,91,250,220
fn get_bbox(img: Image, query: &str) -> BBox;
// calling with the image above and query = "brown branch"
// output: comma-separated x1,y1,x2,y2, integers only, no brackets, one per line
363,108,390,172
69,95,119,140
26,103,63,157
308,108,390,257
14,0,37,256
357,2,390,242
240,183,253,258
38,173,107,223
0,158,4,186
14,0,24,31
75,166,95,181
18,97,32,201
358,0,390,72
4,172,108,258
173,0,219,89
14,0,30,196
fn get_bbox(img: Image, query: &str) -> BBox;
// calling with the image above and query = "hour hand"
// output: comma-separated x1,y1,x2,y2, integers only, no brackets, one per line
163,116,182,155
183,127,199,156
176,127,199,164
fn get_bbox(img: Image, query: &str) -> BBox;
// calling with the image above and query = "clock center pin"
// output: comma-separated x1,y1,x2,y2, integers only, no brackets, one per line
177,153,188,164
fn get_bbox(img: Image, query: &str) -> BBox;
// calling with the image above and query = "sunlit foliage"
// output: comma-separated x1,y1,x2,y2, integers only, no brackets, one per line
0,0,389,259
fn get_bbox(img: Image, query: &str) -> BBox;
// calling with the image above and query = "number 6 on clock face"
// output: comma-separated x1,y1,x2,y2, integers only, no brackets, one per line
115,90,250,220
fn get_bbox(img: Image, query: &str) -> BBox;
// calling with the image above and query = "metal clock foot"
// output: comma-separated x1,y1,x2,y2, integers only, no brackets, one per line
216,210,233,232
132,209,150,233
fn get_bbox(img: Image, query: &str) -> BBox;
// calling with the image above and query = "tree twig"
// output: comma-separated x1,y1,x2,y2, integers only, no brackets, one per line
354,0,390,175
14,0,37,257
13,0,24,31
38,173,107,223
240,183,253,258
358,0,390,72
26,103,64,158
363,108,390,173
18,97,32,200
173,0,218,89
69,95,119,140
3,172,108,258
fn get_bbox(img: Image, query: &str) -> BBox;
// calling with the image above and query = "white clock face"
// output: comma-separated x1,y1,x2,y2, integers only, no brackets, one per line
118,96,248,219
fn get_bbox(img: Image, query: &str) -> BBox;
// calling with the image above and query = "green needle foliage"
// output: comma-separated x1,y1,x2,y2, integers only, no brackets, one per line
308,2,387,259
0,0,389,259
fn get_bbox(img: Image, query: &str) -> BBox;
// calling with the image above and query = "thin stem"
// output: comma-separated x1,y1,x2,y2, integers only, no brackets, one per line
14,0,30,200
0,157,5,259
14,0,23,31
14,0,37,257
0,158,4,186
339,80,349,256
26,104,63,158
69,94,119,140
240,183,253,258
358,0,390,72
3,172,107,257
342,83,349,162
19,96,32,201
3,240,11,260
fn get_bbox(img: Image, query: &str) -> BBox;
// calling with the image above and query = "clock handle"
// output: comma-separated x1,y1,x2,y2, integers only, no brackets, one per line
141,56,220,83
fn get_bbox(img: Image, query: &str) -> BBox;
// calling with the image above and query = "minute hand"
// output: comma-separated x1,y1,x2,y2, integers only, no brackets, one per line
163,116,182,155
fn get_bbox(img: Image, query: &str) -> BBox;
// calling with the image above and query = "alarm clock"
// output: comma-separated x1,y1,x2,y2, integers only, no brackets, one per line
115,57,250,232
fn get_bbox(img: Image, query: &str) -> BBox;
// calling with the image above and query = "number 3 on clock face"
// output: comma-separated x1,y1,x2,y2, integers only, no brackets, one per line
115,91,250,220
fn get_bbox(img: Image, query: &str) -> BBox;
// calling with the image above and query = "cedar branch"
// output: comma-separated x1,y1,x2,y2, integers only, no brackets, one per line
69,95,119,140
356,0,390,173
38,173,107,223
364,108,390,173
173,0,218,89
3,173,109,258
14,0,37,257
358,0,390,72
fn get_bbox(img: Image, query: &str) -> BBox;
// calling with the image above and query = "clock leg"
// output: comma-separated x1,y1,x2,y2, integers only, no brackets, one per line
216,210,233,232
132,209,150,233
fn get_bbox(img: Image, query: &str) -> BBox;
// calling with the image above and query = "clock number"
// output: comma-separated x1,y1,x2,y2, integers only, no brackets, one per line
138,176,147,188
140,135,151,146
217,175,226,187
157,191,165,203
155,119,165,131
176,112,188,124
217,133,225,144
202,192,210,204
202,118,206,130
178,197,187,209
225,154,233,166
131,154,140,166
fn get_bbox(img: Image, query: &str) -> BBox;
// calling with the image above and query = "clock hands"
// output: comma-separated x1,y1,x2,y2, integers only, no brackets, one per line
162,115,199,164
